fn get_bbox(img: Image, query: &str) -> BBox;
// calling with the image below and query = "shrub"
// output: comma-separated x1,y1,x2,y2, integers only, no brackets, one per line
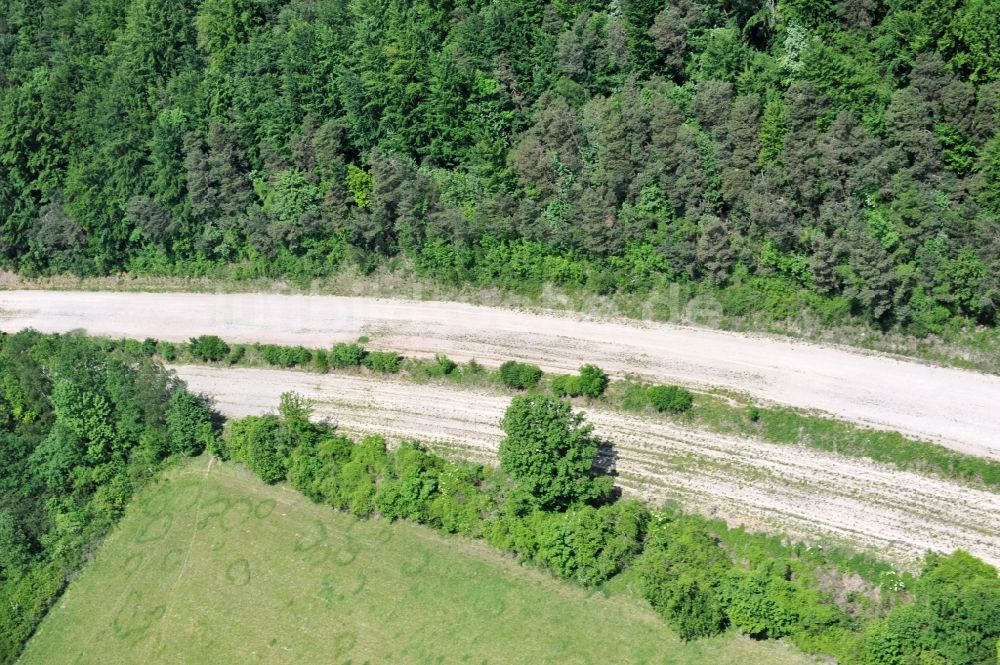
330,342,367,368
536,500,651,586
259,344,281,365
499,361,543,389
647,385,694,413
415,354,461,380
552,365,610,398
287,345,312,366
364,350,402,373
578,364,609,397
551,374,582,397
119,338,145,356
260,344,312,368
430,353,458,377
375,443,443,522
226,415,286,484
861,551,1000,665
619,376,652,410
227,344,246,365
637,524,733,640
207,430,232,460
335,435,391,516
430,463,491,536
189,335,230,362
287,433,355,502
156,341,177,361
722,565,802,639
165,391,214,456
311,349,329,373
140,338,158,357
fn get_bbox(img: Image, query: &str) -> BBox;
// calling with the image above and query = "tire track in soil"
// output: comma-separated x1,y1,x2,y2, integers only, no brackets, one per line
175,365,1000,568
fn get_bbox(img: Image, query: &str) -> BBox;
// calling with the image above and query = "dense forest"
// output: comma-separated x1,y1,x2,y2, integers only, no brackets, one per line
1,0,999,331
0,331,214,663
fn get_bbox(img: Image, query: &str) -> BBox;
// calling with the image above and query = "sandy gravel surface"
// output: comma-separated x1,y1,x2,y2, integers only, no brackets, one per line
2,289,999,458
174,365,1000,567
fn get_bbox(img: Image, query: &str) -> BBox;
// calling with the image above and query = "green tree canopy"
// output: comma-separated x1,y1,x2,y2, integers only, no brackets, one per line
498,395,612,511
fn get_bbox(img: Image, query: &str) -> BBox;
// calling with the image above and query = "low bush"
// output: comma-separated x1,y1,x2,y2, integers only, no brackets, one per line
330,342,367,368
552,365,609,398
227,344,246,365
499,361,543,389
647,385,694,413
429,353,458,377
311,349,329,373
578,364,609,397
365,350,402,373
189,335,230,362
551,374,582,397
141,337,158,356
156,340,177,361
259,344,312,368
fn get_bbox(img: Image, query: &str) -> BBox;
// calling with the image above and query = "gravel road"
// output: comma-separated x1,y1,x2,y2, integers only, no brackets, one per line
2,290,999,458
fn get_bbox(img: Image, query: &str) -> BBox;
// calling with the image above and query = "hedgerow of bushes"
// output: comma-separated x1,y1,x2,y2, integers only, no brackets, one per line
498,361,543,389
6,332,997,664
219,391,1000,665
551,364,610,398
138,336,1000,490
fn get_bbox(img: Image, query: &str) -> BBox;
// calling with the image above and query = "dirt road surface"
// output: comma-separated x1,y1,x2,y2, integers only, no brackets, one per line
174,365,1000,567
2,290,999,458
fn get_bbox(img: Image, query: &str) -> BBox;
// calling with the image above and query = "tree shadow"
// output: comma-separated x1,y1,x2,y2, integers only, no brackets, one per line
201,393,228,433
594,437,623,504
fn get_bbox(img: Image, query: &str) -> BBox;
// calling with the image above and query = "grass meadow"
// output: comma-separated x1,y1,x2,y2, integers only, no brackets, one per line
18,457,814,665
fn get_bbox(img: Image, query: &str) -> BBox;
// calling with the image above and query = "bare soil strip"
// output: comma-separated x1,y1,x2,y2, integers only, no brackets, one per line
174,365,1000,568
3,290,999,458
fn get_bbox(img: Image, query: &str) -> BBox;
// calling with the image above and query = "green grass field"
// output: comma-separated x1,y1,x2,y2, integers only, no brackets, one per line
19,457,814,665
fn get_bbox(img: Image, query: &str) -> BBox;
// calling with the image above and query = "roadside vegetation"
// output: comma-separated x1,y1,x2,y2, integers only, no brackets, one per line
2,330,999,664
12,272,1000,377
210,390,1000,664
157,335,1000,490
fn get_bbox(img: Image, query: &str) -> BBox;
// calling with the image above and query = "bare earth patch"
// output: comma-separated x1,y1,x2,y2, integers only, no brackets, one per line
175,365,1000,568
2,290,1000,458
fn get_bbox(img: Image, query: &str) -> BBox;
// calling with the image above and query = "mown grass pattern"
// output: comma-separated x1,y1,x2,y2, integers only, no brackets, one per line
19,459,814,665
